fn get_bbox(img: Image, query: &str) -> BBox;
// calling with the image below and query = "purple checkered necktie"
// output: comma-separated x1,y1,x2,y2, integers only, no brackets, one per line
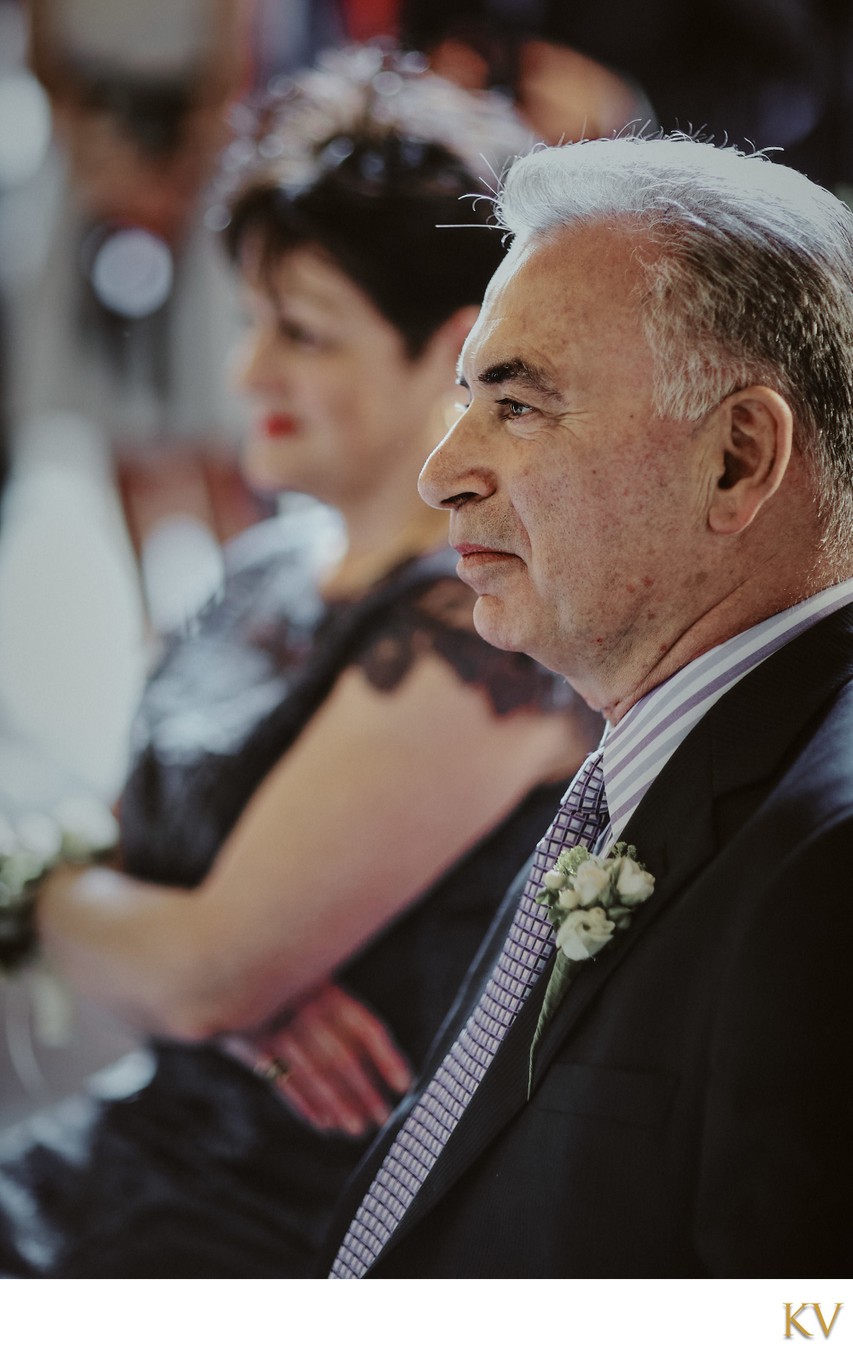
330,747,609,1278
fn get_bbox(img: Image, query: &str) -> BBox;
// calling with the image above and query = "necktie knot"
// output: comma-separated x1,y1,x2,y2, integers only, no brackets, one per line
552,747,609,854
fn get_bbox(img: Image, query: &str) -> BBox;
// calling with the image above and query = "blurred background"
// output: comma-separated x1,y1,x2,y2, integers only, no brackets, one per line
0,0,850,1124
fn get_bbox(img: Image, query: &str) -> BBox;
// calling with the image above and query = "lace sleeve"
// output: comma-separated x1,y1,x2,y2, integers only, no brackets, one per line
353,575,573,717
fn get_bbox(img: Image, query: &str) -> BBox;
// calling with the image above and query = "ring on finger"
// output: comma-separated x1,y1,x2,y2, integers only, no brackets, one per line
254,1055,290,1084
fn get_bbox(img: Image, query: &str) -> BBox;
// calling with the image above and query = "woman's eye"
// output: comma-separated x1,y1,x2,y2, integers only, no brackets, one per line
278,317,322,348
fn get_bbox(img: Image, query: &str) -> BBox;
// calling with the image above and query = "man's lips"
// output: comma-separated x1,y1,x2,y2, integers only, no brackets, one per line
452,543,521,585
453,542,516,561
261,413,299,438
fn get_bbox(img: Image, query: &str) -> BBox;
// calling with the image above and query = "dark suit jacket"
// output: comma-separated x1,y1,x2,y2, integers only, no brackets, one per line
321,604,853,1277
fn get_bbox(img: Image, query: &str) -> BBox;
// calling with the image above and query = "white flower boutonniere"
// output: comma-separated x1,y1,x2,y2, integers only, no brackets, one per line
528,843,654,1094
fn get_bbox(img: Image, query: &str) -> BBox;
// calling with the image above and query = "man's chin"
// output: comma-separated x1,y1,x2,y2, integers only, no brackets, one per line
471,596,530,656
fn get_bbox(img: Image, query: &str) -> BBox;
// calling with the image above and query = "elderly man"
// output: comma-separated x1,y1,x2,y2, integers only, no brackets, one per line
325,134,853,1277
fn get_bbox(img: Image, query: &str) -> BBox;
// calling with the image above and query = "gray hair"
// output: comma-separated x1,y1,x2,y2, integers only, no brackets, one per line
497,135,853,552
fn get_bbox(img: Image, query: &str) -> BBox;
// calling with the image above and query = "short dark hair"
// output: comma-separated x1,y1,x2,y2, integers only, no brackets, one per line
217,46,531,356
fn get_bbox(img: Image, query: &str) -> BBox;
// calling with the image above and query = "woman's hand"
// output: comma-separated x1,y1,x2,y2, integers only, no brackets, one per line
224,983,413,1137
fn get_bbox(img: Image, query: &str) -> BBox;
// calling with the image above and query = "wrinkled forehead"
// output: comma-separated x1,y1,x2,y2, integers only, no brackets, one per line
462,223,651,382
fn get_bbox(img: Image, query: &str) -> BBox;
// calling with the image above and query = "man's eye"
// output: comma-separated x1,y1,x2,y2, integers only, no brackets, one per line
497,397,534,420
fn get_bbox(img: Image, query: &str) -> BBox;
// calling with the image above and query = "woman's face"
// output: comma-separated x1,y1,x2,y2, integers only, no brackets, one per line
232,245,448,505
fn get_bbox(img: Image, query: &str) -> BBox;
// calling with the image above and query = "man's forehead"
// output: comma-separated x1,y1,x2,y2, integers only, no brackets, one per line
459,244,554,371
461,225,644,384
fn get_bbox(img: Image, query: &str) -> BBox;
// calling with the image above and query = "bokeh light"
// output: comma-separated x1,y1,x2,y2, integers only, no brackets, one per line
87,226,174,318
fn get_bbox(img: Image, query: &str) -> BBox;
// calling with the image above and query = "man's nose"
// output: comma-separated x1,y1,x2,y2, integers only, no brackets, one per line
418,414,496,509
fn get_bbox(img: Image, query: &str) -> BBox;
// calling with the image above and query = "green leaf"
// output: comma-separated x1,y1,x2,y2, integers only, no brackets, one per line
527,953,580,1097
607,906,634,927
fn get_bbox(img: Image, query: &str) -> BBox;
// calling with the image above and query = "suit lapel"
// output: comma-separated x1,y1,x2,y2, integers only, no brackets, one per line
370,605,853,1269
533,603,853,1081
373,733,720,1257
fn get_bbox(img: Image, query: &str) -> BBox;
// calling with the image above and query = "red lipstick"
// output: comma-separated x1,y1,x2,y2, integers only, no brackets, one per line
262,414,299,438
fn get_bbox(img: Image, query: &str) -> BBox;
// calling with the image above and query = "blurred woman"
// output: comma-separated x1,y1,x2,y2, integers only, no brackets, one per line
0,47,599,1277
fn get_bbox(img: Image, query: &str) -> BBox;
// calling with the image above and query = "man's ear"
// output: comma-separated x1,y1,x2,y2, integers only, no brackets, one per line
707,386,794,535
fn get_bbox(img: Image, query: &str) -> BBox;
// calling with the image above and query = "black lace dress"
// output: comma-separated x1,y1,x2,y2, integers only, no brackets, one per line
0,522,580,1278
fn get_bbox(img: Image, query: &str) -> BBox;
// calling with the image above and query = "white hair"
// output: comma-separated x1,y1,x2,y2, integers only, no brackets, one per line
498,135,853,551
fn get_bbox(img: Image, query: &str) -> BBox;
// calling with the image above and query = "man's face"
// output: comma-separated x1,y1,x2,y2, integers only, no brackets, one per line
419,224,713,713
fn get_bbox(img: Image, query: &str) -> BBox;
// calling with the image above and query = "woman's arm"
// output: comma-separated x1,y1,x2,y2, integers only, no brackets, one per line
38,651,580,1039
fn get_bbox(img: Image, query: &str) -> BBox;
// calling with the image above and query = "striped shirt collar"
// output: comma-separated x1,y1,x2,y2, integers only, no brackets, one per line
600,578,853,845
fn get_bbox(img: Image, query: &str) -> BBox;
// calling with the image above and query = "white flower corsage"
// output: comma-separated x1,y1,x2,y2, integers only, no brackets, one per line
528,842,654,1092
0,796,119,973
0,797,120,1053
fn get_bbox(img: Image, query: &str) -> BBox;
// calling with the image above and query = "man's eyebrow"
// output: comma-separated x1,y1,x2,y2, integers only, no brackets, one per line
468,357,564,403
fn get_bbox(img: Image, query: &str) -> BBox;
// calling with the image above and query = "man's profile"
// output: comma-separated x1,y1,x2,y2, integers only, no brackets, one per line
325,134,853,1278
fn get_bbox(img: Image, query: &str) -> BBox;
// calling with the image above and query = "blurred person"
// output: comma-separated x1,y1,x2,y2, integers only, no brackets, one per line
8,0,249,438
402,0,838,182
423,22,654,145
0,0,252,824
28,0,244,240
0,47,599,1278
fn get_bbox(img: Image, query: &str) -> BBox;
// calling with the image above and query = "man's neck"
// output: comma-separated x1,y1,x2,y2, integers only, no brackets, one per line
601,566,853,725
